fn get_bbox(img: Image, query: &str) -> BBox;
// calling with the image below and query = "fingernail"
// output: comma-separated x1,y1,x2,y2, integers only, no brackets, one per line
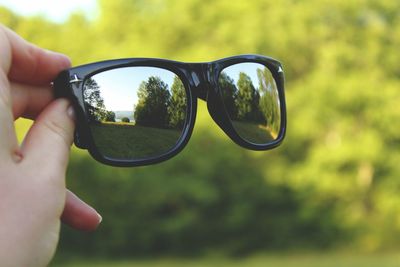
12,149,23,163
45,49,72,68
67,105,76,120
97,213,103,224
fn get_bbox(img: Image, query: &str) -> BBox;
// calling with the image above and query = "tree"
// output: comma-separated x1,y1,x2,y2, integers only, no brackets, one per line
121,117,130,123
105,111,116,122
235,72,262,122
218,72,238,120
257,67,280,133
168,76,187,128
83,78,109,122
134,76,171,128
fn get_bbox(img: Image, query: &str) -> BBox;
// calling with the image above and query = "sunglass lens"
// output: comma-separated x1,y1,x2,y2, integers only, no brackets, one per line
82,67,188,160
218,62,282,144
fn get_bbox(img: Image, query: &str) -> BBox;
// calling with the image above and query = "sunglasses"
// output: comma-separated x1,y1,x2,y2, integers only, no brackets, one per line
54,55,287,167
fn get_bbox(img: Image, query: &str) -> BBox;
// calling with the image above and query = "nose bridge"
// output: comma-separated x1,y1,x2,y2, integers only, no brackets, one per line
187,62,233,142
187,63,211,101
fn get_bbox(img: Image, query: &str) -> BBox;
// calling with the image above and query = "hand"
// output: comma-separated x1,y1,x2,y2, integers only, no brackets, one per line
0,25,102,266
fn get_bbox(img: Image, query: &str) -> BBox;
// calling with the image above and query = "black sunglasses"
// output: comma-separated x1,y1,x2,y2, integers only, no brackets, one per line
54,55,286,167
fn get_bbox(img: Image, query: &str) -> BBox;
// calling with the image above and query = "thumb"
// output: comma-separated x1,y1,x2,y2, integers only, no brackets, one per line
21,98,75,170
61,190,102,231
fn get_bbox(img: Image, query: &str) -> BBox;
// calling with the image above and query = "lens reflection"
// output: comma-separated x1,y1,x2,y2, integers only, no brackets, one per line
83,67,187,160
218,63,281,144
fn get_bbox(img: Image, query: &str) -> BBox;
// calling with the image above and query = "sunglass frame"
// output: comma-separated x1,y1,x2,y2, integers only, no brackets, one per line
54,54,286,167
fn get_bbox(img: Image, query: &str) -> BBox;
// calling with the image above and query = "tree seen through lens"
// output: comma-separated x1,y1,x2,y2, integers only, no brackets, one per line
82,69,187,159
83,78,116,123
218,64,281,143
134,75,187,129
134,76,171,128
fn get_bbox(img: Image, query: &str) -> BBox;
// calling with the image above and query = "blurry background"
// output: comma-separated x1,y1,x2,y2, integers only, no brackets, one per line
1,0,400,266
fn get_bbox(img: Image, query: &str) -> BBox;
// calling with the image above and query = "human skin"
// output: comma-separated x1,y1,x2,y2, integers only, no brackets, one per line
0,25,102,266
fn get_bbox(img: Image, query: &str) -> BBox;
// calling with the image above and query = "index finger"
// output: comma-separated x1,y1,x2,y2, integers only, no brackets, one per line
0,25,70,160
1,24,71,86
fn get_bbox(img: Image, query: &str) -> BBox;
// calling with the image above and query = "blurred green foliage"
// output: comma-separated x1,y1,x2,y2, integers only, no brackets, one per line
2,0,400,259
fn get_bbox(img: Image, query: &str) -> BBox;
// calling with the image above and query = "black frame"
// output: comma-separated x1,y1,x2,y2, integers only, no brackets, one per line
54,54,286,167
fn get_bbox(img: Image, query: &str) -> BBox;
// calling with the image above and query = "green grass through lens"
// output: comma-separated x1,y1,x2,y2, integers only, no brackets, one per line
231,121,275,144
90,123,182,160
